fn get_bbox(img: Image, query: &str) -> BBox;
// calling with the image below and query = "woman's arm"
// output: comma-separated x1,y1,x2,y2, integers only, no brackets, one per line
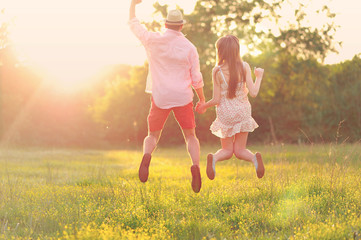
244,62,264,98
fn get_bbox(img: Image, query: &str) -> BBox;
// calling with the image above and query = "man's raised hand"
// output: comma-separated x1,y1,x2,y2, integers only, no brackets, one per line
133,0,142,5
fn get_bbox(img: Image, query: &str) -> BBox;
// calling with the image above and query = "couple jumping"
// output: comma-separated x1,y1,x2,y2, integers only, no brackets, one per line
129,0,265,193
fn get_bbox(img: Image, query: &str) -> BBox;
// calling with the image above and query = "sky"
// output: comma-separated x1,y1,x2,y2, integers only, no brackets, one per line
324,0,361,64
2,0,361,88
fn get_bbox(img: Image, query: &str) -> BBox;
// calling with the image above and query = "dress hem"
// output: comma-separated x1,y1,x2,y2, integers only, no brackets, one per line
210,118,259,138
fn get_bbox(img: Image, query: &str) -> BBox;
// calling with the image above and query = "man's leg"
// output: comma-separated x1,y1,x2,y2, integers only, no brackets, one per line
139,99,170,183
182,128,200,166
182,128,201,193
139,130,161,183
173,102,199,165
172,102,201,193
143,130,161,155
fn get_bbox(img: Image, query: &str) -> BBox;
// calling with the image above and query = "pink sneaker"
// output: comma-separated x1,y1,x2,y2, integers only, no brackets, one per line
254,152,265,178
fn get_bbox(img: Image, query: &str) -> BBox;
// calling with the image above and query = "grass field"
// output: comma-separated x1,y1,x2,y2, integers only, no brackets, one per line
1,144,361,239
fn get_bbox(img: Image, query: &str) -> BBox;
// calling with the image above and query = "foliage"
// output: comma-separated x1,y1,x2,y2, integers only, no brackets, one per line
0,0,359,147
270,2,339,62
123,0,344,145
0,8,11,140
150,0,338,65
0,9,11,51
88,64,149,145
0,144,360,239
322,55,361,141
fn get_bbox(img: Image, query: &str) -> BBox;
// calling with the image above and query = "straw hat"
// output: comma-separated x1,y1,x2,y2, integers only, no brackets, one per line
165,9,186,25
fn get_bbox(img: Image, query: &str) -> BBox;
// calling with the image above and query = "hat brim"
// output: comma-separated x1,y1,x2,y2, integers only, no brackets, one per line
164,19,186,25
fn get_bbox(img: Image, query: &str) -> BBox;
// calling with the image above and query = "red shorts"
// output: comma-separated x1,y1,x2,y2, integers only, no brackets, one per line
148,99,195,132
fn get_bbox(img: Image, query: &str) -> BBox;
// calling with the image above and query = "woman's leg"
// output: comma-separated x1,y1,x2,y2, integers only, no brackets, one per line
234,132,264,178
207,137,234,180
214,137,234,162
233,132,254,162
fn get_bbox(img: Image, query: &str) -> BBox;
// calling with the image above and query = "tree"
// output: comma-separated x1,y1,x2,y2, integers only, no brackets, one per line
89,65,150,146
0,8,12,142
90,0,342,146
149,0,338,66
322,55,361,142
0,9,7,140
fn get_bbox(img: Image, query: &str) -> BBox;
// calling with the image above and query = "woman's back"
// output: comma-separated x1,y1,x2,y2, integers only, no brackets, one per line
210,63,258,138
216,64,249,103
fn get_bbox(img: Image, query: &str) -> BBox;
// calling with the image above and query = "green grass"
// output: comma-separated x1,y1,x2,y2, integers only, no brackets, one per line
0,144,361,239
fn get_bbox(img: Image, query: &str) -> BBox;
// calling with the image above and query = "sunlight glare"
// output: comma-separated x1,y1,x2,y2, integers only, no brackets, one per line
5,0,146,92
4,0,198,92
240,43,248,57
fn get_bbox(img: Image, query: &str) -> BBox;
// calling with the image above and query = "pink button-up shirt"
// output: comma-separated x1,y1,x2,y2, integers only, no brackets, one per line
129,18,204,109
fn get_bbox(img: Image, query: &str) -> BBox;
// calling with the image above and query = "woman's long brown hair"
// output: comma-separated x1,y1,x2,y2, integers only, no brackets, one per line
216,35,246,99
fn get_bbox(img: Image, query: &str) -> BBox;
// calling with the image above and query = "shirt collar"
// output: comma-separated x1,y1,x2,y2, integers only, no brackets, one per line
164,28,184,37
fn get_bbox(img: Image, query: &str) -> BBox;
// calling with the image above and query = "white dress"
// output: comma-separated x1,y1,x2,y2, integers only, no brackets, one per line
210,65,259,138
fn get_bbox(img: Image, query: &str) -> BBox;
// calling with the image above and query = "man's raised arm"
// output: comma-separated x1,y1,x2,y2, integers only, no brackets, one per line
129,0,141,20
128,0,152,46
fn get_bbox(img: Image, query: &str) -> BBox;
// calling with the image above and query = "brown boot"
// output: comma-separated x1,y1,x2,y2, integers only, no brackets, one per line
191,165,202,193
139,153,151,182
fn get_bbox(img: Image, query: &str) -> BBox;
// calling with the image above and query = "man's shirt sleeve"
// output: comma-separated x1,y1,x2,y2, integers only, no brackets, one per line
189,47,204,89
128,17,151,46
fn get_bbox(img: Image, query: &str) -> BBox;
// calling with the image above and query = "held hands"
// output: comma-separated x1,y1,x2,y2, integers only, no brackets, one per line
195,101,207,114
254,67,264,79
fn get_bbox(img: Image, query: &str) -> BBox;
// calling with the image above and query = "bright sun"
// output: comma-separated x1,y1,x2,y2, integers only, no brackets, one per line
4,0,198,92
4,0,254,92
5,0,149,92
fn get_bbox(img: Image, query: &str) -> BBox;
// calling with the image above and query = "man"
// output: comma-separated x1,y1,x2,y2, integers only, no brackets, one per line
129,0,205,193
